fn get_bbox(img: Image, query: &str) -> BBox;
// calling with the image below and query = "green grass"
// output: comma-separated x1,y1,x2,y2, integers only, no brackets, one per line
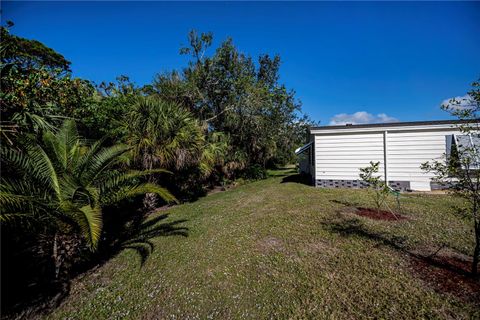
48,168,479,319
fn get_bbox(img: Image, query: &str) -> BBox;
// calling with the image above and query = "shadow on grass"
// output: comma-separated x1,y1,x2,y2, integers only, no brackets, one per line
2,209,189,319
281,173,312,185
323,217,480,304
106,213,189,266
329,199,360,207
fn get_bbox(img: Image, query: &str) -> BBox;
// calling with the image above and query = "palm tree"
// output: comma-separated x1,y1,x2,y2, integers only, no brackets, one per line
0,120,176,277
127,96,205,170
126,96,205,206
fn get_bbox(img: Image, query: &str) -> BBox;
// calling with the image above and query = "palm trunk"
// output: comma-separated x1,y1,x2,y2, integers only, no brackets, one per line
143,154,157,209
143,192,157,209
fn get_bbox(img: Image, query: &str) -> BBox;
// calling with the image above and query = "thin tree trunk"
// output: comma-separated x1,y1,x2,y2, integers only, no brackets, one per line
53,233,61,280
473,220,480,277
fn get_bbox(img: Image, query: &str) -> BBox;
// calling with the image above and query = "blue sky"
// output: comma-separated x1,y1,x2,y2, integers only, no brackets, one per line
3,1,480,125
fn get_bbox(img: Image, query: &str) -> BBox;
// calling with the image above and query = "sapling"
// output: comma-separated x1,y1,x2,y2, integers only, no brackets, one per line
421,79,480,277
359,161,390,213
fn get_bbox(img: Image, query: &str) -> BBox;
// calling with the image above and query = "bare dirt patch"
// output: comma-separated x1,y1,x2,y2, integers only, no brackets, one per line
408,249,480,304
207,185,227,196
257,236,285,254
341,207,409,221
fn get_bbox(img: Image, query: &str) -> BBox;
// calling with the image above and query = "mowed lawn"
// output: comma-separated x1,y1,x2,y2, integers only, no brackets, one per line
48,168,479,319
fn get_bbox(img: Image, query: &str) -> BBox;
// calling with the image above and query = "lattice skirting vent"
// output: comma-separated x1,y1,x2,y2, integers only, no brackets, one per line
315,179,411,191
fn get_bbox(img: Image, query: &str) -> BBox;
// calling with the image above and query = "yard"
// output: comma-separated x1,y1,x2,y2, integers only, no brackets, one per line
47,168,479,319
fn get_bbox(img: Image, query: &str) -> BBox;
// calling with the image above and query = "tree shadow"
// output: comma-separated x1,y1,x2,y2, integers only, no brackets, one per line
102,213,189,266
329,199,360,207
2,206,189,318
281,173,312,185
322,217,480,303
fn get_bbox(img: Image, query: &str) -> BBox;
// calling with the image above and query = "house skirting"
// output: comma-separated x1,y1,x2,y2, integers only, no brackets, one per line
315,179,411,191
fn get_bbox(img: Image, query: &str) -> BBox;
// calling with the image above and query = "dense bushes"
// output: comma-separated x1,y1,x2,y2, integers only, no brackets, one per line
0,23,314,314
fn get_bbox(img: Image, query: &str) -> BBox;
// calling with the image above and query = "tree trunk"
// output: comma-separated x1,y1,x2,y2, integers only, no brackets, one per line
473,220,480,277
143,192,157,210
142,155,159,210
53,233,61,280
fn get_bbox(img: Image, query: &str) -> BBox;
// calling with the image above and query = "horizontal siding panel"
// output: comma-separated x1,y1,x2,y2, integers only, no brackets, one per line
312,127,465,190
316,137,385,144
316,133,384,139
388,158,442,163
318,175,386,180
316,152,383,156
388,135,446,143
318,168,384,173
387,130,460,137
315,132,384,180
317,141,384,147
388,139,445,149
388,130,452,188
388,165,429,170
388,150,444,156
316,158,388,165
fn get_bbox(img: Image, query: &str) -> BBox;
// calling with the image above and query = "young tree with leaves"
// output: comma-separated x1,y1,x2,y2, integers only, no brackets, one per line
359,161,391,213
422,79,480,277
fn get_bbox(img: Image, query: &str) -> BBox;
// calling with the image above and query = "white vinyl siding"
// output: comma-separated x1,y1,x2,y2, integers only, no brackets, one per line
311,124,466,191
387,130,460,191
315,133,384,180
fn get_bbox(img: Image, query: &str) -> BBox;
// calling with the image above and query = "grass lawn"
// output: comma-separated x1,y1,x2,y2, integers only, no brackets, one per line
48,168,479,319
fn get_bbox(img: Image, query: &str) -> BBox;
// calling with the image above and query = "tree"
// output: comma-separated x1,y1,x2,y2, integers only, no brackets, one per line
74,76,140,140
0,120,176,278
125,96,206,205
1,21,71,72
359,161,390,213
421,79,480,277
155,30,309,169
0,23,94,142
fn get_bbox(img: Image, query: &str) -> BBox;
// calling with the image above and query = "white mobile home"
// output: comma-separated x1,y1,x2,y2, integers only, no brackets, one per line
296,120,478,191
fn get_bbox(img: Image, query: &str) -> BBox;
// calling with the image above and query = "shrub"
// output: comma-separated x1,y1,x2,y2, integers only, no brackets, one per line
359,161,390,212
242,164,268,181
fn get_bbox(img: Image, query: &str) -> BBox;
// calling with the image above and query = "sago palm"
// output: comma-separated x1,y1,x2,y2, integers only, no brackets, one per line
0,120,176,251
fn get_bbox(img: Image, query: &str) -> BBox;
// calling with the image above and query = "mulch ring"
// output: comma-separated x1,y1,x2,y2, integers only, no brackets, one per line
341,207,409,221
408,247,480,304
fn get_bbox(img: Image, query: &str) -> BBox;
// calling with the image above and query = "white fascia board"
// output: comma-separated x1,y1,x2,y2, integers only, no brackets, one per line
310,124,459,135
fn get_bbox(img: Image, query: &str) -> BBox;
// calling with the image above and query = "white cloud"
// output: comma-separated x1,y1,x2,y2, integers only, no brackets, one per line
329,111,398,125
441,94,475,111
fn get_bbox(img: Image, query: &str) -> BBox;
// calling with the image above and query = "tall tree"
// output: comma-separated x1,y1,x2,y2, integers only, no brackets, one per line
0,23,94,142
154,30,312,169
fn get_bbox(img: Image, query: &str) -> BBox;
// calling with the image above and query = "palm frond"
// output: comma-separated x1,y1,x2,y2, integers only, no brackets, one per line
73,136,107,176
99,169,172,192
102,183,177,206
80,144,130,185
26,144,61,197
78,204,103,249
61,200,103,249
